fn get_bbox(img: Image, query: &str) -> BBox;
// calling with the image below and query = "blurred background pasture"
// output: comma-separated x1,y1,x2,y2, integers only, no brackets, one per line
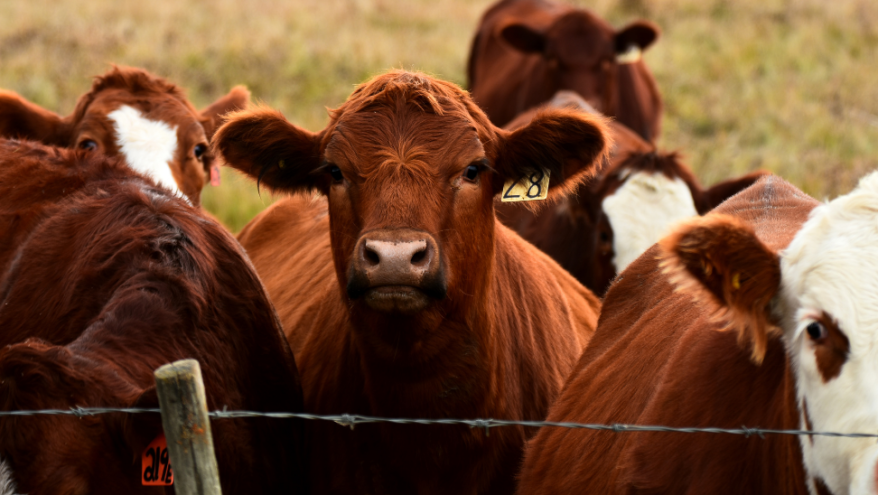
0,0,875,232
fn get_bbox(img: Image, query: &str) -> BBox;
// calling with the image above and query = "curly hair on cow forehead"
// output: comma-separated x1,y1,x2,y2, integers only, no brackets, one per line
329,70,493,129
71,66,193,120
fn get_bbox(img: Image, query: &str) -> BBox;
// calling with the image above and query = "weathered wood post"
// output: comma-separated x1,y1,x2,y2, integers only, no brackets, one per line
154,359,223,495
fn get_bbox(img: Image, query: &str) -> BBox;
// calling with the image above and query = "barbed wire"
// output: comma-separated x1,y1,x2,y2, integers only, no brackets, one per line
0,406,875,439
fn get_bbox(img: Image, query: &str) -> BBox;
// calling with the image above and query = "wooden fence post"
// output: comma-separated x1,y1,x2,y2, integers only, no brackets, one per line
154,359,223,495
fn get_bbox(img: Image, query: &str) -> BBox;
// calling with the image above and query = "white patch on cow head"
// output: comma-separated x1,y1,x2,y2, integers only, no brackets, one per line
0,458,17,495
108,105,184,200
601,171,698,272
778,171,878,495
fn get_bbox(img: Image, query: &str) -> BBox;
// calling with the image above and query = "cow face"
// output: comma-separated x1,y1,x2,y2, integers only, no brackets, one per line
0,66,249,205
215,71,607,338
500,11,660,139
660,172,878,495
587,151,764,295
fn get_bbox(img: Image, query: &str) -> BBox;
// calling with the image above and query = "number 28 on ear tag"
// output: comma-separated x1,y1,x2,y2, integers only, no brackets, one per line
501,168,550,203
142,433,174,486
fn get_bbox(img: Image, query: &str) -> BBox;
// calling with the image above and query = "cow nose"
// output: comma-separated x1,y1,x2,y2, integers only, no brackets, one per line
362,239,431,271
347,229,447,314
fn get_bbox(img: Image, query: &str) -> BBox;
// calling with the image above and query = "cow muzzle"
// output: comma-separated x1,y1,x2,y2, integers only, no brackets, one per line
347,229,447,315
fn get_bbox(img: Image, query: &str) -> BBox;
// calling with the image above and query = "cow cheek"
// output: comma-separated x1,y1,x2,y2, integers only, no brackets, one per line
328,187,360,282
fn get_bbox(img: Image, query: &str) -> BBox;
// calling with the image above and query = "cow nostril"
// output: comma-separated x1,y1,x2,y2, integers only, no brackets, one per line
364,246,380,266
411,247,427,265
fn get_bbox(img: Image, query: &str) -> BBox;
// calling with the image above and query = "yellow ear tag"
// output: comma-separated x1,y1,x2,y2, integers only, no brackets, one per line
616,44,642,64
501,168,550,203
731,272,741,290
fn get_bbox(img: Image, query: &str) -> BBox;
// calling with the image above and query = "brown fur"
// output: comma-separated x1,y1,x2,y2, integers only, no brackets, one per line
216,70,606,494
467,0,663,141
812,312,850,383
516,176,819,494
498,93,767,296
0,139,305,494
0,66,250,205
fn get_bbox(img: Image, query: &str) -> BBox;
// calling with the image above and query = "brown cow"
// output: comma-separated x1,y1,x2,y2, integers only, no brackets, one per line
468,0,662,141
518,173,878,493
214,70,607,494
0,140,305,494
498,91,766,296
0,66,249,205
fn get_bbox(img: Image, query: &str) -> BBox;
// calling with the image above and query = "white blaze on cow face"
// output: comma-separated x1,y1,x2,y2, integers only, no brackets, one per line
778,172,878,495
108,105,184,200
602,170,698,273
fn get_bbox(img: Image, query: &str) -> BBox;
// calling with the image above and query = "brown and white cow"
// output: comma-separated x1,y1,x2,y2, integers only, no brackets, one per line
518,173,878,494
498,91,766,296
467,0,663,141
0,66,249,205
214,70,607,494
0,140,305,494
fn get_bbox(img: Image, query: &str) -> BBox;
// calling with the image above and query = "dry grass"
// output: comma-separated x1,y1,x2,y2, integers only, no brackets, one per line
1,0,876,231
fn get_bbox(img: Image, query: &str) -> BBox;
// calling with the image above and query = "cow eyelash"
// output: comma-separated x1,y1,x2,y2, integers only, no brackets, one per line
462,159,489,183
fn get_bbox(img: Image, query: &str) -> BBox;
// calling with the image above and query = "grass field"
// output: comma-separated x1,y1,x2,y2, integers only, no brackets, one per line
1,0,875,232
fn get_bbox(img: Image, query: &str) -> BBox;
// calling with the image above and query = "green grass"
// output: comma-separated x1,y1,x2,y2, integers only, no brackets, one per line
1,0,875,232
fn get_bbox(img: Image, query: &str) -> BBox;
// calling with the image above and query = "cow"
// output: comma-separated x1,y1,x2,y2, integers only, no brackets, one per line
213,70,608,494
498,90,766,296
0,139,306,494
0,66,249,205
467,0,663,141
517,172,878,494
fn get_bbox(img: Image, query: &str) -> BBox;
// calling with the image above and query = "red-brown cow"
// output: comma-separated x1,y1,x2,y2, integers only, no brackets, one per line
498,91,766,296
214,70,607,494
0,66,249,205
468,0,662,141
518,173,878,493
0,140,305,494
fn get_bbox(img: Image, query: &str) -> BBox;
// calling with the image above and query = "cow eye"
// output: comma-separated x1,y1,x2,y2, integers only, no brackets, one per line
463,164,480,182
194,144,207,159
806,322,826,341
79,139,98,151
329,165,343,182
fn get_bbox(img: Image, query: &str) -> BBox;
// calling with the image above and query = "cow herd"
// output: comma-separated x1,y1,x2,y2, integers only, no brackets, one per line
0,0,875,494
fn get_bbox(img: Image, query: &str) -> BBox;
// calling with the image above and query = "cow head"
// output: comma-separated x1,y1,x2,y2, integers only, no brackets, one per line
0,66,250,205
591,151,766,295
0,339,162,494
660,172,878,495
499,10,661,140
215,71,607,352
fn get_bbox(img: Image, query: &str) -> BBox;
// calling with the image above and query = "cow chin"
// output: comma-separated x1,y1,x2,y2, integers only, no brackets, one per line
364,285,433,315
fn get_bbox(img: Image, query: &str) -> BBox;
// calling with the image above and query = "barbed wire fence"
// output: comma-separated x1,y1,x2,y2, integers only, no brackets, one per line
2,406,876,440
6,358,877,495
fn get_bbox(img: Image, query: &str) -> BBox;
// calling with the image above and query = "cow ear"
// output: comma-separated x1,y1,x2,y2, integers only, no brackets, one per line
108,386,164,462
493,108,610,200
212,107,326,194
0,90,71,146
500,23,547,54
199,85,251,140
615,20,660,53
658,214,782,364
699,171,770,213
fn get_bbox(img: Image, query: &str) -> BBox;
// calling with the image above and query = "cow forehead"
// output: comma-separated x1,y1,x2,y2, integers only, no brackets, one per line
325,110,485,176
781,185,878,341
107,104,185,201
602,170,698,272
